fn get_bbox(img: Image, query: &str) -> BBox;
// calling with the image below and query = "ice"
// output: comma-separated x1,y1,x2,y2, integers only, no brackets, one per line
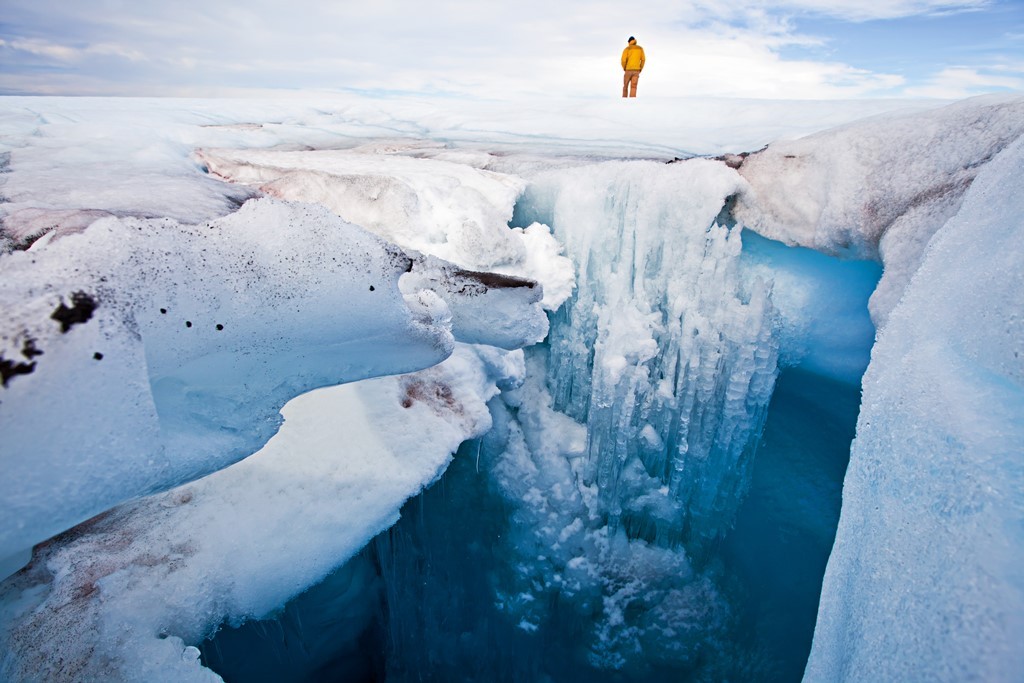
734,94,1024,327
197,147,527,269
476,353,738,677
400,255,549,350
1,92,1022,682
196,146,576,311
0,95,932,251
0,198,454,575
408,155,787,676
0,346,516,682
522,158,781,554
739,232,881,385
804,130,1024,683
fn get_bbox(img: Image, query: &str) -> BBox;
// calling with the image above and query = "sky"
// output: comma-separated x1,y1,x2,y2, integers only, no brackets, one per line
1,0,1022,100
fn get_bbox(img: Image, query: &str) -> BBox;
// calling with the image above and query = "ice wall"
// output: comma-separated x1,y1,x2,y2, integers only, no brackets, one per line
414,157,787,677
739,232,881,386
525,159,781,555
734,94,1024,327
803,127,1024,683
481,354,740,677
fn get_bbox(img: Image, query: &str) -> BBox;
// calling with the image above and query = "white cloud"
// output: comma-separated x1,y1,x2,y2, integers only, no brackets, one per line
86,43,147,61
905,66,1024,98
629,29,907,99
719,0,991,21
0,37,146,63
0,0,1014,99
2,38,80,61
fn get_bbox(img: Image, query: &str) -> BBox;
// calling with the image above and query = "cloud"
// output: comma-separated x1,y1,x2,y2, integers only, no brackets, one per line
0,0,1015,99
684,0,991,23
630,28,907,99
0,38,80,61
905,65,1024,98
0,37,146,63
724,0,992,21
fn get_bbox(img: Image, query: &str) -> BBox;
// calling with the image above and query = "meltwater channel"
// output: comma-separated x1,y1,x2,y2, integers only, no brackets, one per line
200,162,882,682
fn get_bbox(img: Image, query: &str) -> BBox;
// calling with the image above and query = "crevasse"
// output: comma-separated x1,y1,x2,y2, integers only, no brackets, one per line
201,158,797,681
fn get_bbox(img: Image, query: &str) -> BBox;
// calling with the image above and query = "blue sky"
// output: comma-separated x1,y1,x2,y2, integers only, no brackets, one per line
782,4,1024,96
1,0,1021,99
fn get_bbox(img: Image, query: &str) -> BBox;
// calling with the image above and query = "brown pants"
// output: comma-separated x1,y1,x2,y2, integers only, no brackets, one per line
623,70,640,97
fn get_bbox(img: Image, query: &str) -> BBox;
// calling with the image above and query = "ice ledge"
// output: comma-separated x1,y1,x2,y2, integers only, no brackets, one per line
0,198,455,576
0,346,515,682
732,94,1024,327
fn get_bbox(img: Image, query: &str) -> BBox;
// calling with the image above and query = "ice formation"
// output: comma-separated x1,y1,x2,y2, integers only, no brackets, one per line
0,195,549,580
734,94,1024,327
804,131,1024,683
0,200,447,572
0,347,514,682
0,92,1022,682
195,145,576,310
523,159,780,554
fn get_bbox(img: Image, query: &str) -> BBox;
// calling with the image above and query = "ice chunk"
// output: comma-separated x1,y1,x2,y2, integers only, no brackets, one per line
400,255,549,349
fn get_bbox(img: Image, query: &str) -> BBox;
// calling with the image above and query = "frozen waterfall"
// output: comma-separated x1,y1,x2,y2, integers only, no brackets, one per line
529,160,780,556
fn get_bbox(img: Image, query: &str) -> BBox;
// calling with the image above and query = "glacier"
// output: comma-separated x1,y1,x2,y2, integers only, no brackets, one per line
0,93,1022,682
804,129,1024,683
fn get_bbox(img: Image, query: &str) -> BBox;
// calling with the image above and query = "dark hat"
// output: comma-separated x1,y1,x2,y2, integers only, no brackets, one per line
628,36,635,41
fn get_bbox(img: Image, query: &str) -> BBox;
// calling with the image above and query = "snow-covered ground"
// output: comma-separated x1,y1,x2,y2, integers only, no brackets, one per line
1,93,1022,682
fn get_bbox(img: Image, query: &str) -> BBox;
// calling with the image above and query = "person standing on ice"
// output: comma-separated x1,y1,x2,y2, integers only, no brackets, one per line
621,36,645,97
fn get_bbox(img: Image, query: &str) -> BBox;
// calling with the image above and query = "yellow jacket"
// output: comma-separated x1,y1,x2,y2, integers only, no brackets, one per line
621,40,645,71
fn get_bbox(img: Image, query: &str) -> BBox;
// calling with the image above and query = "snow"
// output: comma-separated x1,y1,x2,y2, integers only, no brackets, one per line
0,91,1022,681
733,93,1024,327
804,130,1024,683
196,145,575,311
0,198,461,572
196,147,528,270
0,346,511,682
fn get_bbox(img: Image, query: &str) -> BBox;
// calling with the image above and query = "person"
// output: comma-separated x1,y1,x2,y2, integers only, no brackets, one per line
621,36,645,98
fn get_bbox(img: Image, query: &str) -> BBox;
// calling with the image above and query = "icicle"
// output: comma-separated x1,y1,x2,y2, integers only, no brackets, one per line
536,160,780,556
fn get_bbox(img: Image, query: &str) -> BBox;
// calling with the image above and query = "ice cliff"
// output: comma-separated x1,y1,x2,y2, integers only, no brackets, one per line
804,129,1024,683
